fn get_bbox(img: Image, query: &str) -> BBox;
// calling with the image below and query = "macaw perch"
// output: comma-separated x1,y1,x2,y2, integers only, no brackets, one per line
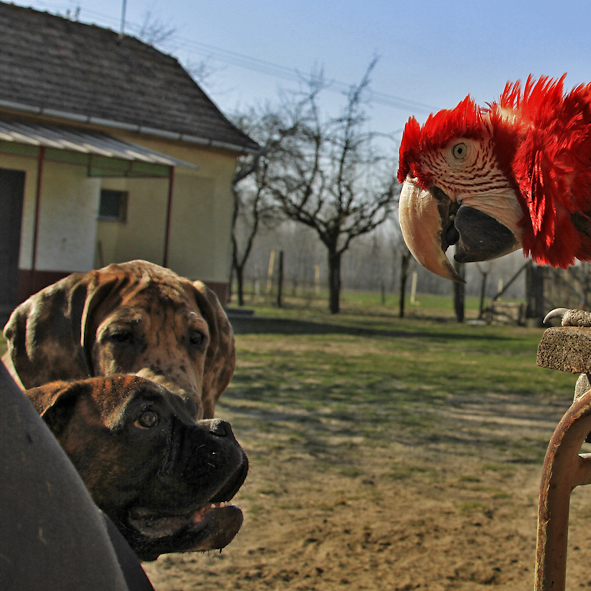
535,308,591,591
537,309,591,400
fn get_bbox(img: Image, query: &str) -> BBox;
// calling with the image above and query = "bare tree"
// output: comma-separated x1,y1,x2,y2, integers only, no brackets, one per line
137,11,176,46
267,60,400,313
230,108,298,305
132,11,215,88
183,57,220,86
230,153,261,306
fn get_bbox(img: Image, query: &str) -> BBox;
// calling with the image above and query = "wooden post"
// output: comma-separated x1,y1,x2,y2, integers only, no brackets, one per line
453,246,465,323
31,146,45,273
526,262,545,326
266,250,276,294
314,264,320,295
399,250,411,318
478,270,488,319
163,167,175,268
410,272,418,305
276,250,284,307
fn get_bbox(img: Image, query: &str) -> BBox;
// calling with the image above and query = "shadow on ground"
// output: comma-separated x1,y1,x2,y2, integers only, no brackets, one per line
231,315,513,343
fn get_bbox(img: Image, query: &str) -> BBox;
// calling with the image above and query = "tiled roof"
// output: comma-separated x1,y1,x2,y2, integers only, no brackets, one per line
0,2,260,153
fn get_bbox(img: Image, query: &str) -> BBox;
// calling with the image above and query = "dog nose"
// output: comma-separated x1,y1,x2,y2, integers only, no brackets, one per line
209,419,231,437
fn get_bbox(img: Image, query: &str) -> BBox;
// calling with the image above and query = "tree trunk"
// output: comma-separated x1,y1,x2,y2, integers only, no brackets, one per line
525,262,545,326
328,250,341,314
399,250,411,318
227,264,234,304
235,264,245,307
453,251,465,323
478,271,488,319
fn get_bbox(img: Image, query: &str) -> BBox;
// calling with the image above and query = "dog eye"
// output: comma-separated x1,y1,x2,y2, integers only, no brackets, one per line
110,330,134,344
134,410,159,429
188,330,205,347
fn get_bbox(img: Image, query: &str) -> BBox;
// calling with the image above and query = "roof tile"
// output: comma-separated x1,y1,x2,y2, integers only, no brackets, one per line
0,2,259,152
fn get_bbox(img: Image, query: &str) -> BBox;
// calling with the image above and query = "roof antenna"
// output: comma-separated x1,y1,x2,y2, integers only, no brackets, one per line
119,0,127,39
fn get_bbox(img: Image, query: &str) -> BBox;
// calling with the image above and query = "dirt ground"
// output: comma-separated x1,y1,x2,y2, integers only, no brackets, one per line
143,314,591,590
143,404,591,591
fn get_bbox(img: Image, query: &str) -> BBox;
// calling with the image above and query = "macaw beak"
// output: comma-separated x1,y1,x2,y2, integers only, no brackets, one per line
398,177,520,283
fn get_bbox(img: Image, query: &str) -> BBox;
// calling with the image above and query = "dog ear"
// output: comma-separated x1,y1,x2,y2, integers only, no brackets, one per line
24,380,88,438
192,281,236,419
3,271,122,389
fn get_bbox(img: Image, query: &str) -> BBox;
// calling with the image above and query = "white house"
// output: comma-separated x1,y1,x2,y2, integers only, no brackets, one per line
0,2,260,322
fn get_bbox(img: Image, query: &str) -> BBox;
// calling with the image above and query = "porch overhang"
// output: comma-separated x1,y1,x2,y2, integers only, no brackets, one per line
0,119,197,177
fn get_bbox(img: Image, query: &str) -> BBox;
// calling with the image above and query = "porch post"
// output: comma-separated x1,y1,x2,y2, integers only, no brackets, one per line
163,166,175,268
30,146,45,292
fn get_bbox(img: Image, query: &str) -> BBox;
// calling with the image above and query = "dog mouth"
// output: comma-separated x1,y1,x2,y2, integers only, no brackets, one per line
125,501,244,561
127,501,239,540
123,455,249,561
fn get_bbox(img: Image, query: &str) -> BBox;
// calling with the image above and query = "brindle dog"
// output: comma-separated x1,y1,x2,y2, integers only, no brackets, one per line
25,375,248,561
3,260,235,419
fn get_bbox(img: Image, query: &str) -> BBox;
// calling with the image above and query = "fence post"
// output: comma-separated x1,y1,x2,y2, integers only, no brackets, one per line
453,247,465,322
314,264,320,296
526,262,545,327
410,272,418,305
266,250,276,295
276,250,284,307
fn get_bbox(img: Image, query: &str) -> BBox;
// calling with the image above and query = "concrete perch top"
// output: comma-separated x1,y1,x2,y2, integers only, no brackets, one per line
537,327,591,373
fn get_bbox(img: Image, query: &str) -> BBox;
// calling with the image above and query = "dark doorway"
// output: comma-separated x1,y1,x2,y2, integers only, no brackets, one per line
0,168,25,324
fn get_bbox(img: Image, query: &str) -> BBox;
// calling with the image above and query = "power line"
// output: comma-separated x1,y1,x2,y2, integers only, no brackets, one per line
18,0,436,114
168,37,436,114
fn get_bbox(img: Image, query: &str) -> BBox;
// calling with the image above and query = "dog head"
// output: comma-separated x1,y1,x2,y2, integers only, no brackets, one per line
4,260,235,419
25,375,248,561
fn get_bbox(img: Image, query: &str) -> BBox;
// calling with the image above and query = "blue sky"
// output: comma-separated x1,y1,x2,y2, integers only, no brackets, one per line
9,0,591,141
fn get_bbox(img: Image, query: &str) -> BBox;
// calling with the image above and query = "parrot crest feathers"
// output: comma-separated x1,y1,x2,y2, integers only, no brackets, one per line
398,96,484,186
500,75,591,267
497,75,568,123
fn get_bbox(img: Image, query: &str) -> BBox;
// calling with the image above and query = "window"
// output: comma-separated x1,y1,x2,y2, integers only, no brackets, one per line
98,190,128,222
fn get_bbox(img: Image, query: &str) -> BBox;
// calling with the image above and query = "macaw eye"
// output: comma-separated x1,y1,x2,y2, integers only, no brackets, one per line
134,410,159,429
452,142,468,160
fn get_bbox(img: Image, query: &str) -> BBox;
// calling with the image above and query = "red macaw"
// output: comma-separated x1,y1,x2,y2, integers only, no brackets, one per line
397,75,591,282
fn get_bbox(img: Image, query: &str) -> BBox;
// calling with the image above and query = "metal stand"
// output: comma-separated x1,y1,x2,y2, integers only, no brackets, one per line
535,311,591,589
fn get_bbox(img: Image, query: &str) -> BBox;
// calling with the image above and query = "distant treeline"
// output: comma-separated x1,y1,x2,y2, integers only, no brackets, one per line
236,219,528,300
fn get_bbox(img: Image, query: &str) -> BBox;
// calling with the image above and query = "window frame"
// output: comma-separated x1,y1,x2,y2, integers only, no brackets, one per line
98,189,128,223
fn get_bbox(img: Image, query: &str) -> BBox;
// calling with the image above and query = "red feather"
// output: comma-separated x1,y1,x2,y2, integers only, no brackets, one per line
496,76,591,267
399,75,591,269
398,97,483,187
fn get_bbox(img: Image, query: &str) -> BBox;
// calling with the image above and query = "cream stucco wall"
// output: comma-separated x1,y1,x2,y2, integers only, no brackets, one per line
0,128,240,287
0,153,100,272
35,163,100,272
96,176,169,268
105,131,238,284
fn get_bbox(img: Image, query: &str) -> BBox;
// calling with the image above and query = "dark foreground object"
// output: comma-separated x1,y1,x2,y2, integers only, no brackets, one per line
0,362,154,591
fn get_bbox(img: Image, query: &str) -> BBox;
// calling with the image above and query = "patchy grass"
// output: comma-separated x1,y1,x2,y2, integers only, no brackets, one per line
145,299,591,591
222,301,574,467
